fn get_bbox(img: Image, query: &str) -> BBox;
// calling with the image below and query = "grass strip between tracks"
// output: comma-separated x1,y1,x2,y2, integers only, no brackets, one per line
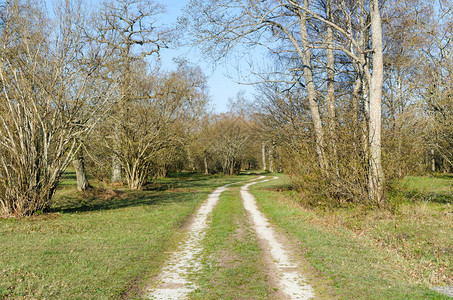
191,187,272,299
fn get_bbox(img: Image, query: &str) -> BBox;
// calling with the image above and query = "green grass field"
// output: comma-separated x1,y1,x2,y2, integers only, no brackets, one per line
0,172,250,299
392,175,453,204
400,175,453,192
1,172,451,299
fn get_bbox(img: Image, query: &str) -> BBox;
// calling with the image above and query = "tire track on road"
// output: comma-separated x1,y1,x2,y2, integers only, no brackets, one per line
241,176,315,300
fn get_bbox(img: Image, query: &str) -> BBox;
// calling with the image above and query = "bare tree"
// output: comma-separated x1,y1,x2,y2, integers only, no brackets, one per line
185,0,329,172
186,0,386,204
88,62,208,189
89,0,170,184
367,0,385,204
418,1,453,173
0,0,114,217
210,114,252,175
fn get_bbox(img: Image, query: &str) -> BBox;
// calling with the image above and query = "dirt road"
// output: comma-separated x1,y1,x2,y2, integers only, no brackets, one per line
147,176,314,299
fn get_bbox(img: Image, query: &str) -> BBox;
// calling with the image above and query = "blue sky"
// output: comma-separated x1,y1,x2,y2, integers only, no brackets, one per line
45,0,255,113
158,0,255,113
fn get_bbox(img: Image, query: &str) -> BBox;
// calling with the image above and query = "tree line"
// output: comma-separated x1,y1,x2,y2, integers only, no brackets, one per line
0,0,254,217
1,0,452,217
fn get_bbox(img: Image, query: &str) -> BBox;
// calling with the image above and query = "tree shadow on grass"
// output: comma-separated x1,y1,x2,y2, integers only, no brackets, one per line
58,171,77,187
142,177,218,192
142,172,254,191
52,188,205,214
431,174,453,180
52,173,252,214
397,190,453,204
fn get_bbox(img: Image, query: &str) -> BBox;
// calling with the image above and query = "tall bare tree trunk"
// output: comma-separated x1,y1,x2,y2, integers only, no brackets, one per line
262,142,267,170
111,126,122,183
431,148,436,172
298,0,327,171
204,155,209,175
111,156,122,182
368,0,385,205
188,151,195,172
112,46,132,184
73,148,90,192
397,126,403,177
352,76,362,127
326,0,338,176
358,0,371,171
269,144,274,173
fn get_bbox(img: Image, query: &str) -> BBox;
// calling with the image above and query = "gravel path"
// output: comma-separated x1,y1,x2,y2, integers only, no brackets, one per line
241,177,315,300
146,177,265,299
